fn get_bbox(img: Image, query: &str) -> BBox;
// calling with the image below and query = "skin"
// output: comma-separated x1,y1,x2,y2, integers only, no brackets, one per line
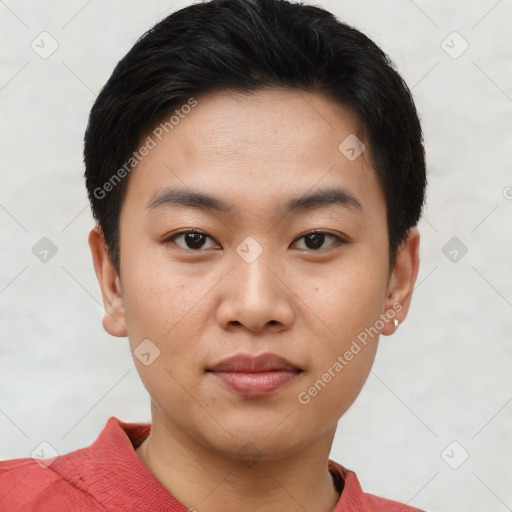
89,89,420,512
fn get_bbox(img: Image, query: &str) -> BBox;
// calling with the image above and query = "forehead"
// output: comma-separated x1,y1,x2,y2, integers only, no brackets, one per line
123,89,384,217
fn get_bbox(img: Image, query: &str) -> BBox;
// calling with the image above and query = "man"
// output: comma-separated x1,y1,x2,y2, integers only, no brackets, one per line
0,0,426,510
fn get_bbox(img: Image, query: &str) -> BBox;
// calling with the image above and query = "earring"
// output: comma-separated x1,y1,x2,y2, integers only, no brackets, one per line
393,318,399,329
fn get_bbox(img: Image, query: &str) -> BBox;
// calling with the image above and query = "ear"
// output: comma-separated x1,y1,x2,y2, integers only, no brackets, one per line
380,227,420,336
88,226,128,337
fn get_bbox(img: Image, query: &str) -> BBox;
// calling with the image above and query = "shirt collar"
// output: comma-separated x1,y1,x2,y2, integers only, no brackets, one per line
51,416,384,511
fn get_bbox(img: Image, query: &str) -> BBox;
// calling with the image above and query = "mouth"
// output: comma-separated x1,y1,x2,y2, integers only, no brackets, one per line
206,353,304,398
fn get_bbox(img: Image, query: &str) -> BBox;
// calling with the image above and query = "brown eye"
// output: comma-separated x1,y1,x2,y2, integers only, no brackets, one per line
166,231,220,250
293,231,344,251
304,233,325,249
182,232,207,249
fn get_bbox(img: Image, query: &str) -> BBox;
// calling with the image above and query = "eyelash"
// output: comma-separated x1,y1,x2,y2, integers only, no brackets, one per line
163,229,346,252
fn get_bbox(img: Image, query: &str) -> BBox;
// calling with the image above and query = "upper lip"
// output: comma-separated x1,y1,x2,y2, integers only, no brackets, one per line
208,353,302,373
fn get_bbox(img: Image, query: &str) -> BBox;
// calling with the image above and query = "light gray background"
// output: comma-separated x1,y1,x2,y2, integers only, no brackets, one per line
1,1,511,511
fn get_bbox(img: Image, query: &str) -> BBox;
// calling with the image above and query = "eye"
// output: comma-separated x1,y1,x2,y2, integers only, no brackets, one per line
165,230,345,252
165,230,220,250
292,231,345,251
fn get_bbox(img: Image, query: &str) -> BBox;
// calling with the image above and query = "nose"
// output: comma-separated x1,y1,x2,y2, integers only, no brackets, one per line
215,248,296,334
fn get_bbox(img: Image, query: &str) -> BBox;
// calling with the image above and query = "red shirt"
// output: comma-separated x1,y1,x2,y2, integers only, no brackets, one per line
0,417,424,511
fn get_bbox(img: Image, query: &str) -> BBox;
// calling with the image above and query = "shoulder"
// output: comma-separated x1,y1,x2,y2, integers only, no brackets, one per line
363,491,425,511
0,417,150,511
328,460,425,512
0,456,104,511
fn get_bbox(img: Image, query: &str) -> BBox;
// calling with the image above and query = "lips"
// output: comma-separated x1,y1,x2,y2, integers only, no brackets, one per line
208,353,301,373
207,353,303,398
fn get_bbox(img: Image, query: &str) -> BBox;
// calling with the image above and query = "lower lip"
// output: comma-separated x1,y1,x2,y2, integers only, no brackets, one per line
211,371,300,397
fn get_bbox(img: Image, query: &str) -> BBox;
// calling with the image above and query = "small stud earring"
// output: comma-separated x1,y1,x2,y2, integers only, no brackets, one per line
393,318,399,329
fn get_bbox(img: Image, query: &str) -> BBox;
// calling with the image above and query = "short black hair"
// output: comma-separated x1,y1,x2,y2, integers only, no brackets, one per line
84,0,426,274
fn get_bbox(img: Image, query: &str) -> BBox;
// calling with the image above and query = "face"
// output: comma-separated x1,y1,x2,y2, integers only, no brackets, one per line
90,89,419,460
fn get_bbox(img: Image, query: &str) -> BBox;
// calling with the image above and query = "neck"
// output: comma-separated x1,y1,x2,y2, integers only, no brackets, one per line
136,406,340,512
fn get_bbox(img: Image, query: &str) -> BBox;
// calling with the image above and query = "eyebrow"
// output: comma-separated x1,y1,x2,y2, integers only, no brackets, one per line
146,186,363,214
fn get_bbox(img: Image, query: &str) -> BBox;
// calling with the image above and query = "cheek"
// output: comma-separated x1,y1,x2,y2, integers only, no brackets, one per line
120,267,214,408
120,236,214,340
290,253,386,421
296,345,378,437
120,261,230,405
293,251,388,342
123,273,212,349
